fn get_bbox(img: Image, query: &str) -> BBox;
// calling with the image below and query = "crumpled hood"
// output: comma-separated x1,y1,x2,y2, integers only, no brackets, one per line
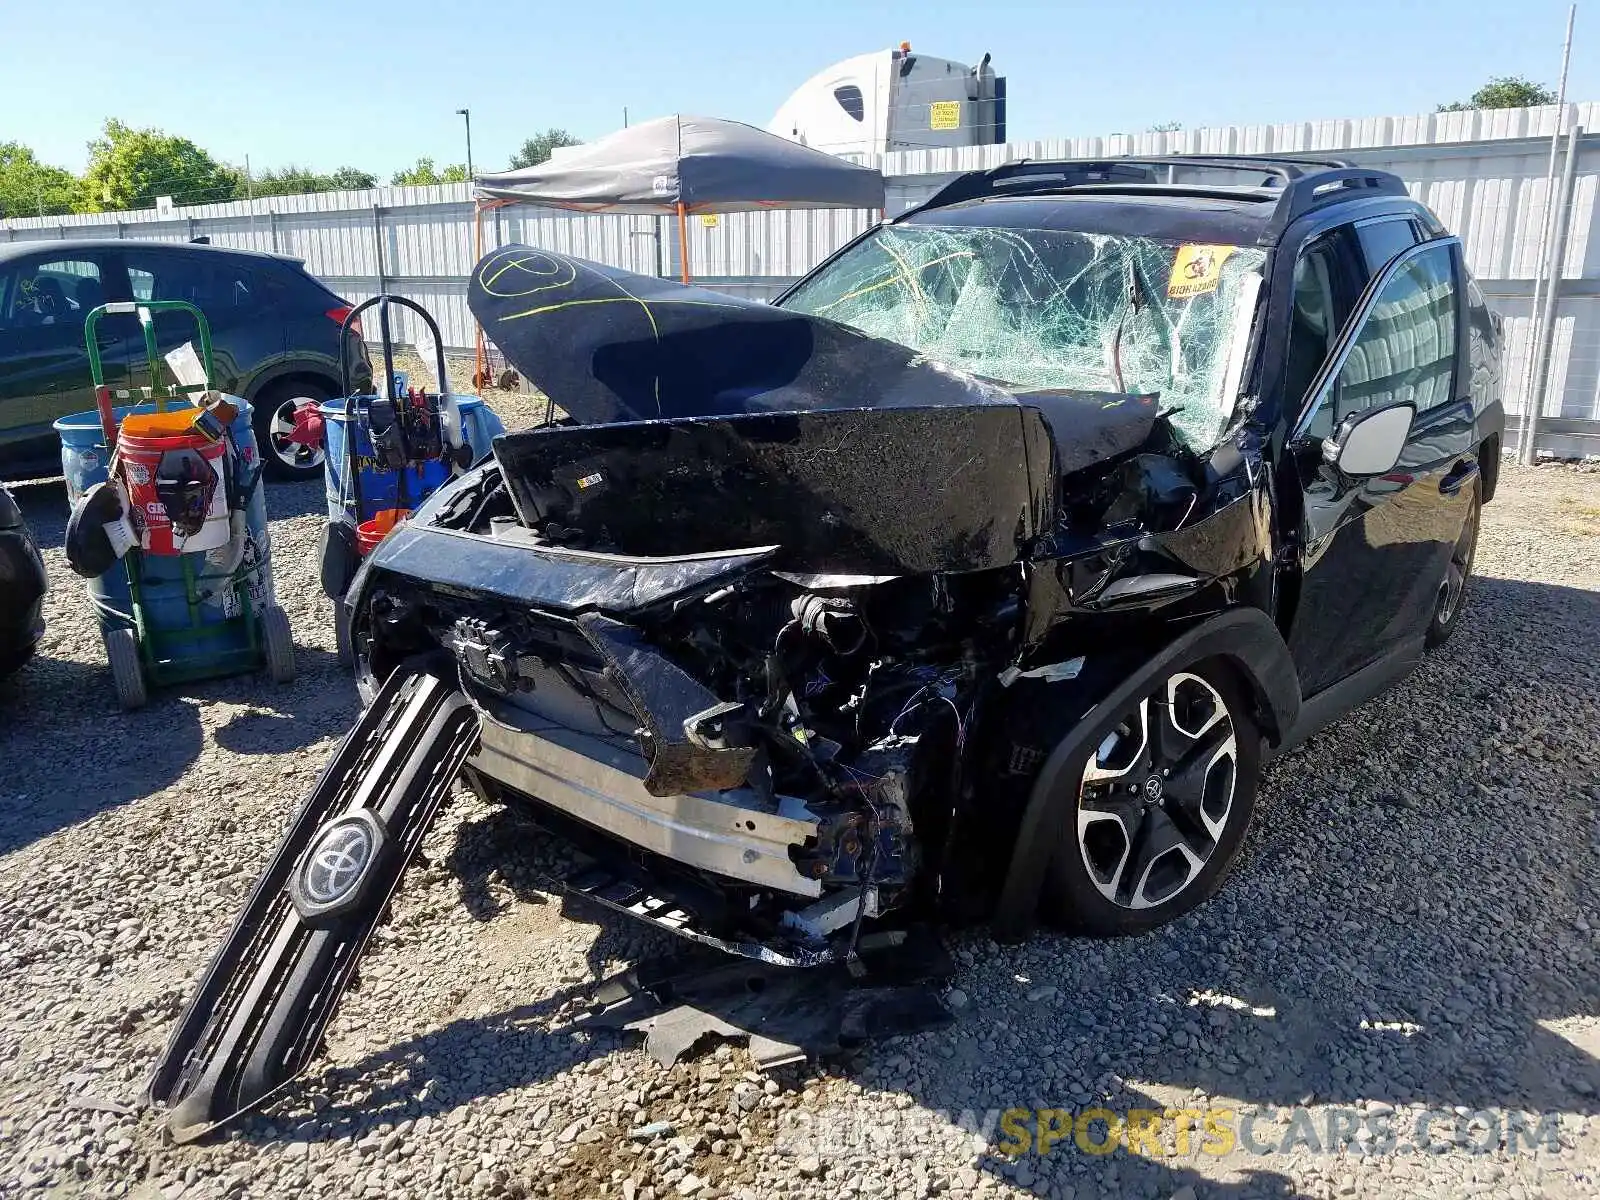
473,249,1161,573
470,246,1020,424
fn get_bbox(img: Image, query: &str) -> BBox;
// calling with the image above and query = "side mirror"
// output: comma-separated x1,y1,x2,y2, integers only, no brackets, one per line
1322,403,1415,477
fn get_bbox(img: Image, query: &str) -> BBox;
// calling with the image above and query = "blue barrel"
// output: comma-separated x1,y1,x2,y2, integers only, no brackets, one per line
320,394,505,523
55,401,274,650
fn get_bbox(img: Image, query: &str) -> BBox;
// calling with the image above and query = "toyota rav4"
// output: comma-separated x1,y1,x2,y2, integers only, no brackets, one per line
153,157,1503,1140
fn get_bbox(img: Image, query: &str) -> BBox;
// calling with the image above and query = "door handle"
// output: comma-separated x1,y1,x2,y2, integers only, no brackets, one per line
1439,459,1480,497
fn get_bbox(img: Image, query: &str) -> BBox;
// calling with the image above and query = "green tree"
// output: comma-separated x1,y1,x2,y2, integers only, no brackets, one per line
509,128,581,170
1439,76,1559,111
80,120,239,211
389,157,469,186
326,166,378,190
1147,120,1183,133
249,164,378,198
0,143,79,218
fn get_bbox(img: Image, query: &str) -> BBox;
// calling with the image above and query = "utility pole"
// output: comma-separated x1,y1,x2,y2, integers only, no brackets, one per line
1520,2,1577,464
244,154,256,239
456,108,474,179
624,106,630,128
35,178,44,218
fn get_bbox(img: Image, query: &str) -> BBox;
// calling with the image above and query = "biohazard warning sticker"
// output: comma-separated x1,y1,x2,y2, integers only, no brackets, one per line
1167,244,1236,299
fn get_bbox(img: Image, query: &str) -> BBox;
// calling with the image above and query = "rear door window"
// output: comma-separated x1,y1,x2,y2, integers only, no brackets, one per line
121,251,259,315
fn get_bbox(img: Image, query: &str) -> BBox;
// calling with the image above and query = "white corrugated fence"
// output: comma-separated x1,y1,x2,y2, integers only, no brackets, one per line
5,102,1599,451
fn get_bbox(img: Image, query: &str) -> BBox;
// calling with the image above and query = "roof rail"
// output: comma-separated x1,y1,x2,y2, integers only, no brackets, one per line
903,155,1409,245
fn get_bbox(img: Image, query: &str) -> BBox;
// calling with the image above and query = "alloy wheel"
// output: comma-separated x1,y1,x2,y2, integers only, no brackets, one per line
1076,671,1239,910
266,396,326,473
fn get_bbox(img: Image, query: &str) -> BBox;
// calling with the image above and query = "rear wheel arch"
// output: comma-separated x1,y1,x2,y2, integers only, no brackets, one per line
246,366,341,408
1477,433,1500,503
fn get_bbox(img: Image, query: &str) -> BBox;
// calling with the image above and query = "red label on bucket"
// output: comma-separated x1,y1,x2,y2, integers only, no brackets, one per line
118,426,230,556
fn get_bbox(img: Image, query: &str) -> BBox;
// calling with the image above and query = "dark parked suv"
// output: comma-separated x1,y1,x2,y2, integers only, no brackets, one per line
0,239,364,481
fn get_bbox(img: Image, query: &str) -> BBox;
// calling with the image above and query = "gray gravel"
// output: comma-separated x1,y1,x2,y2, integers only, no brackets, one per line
1,456,1596,1200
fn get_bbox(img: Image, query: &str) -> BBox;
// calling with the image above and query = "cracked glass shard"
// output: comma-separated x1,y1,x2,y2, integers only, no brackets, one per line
782,226,1267,452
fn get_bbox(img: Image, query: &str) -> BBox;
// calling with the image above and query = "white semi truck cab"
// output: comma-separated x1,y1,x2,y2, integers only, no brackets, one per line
769,44,1006,162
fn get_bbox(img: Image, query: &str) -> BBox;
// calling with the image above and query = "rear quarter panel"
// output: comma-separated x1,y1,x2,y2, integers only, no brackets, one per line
1464,271,1505,499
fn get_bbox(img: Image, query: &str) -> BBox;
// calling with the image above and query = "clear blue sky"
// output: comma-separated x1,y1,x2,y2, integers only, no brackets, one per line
3,0,1593,178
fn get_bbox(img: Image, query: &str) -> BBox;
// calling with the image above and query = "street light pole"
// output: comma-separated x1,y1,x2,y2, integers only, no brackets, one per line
455,108,474,180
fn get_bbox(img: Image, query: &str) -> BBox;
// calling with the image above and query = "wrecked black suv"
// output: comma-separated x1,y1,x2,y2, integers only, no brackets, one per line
382,155,1500,947
152,157,1501,1138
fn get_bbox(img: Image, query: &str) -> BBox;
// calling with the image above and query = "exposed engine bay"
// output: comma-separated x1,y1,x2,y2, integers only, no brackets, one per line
346,346,1268,964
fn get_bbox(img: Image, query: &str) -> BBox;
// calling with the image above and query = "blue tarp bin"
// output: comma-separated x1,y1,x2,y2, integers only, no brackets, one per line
320,394,504,523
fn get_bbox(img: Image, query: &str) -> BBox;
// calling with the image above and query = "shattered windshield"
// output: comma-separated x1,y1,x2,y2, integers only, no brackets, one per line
779,224,1266,451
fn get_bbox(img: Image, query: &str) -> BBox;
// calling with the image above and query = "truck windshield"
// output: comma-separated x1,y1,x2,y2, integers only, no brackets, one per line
779,224,1266,451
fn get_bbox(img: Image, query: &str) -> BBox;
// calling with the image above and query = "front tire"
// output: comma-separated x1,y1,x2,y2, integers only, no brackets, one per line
1044,661,1260,936
253,381,332,481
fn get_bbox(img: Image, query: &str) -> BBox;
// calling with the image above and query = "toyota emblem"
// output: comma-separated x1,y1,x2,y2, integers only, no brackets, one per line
290,810,388,922
303,822,372,903
1143,775,1164,802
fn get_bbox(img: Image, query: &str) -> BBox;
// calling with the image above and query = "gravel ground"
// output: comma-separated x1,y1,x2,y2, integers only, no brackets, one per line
1,453,1596,1200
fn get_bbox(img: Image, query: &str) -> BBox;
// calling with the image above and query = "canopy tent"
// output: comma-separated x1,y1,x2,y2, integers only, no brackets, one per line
470,114,886,391
475,113,885,220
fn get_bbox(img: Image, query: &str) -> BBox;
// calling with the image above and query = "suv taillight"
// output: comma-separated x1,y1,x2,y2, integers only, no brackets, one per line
327,306,362,337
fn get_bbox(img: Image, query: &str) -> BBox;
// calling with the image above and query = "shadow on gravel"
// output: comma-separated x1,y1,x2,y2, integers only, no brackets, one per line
0,683,204,856
446,805,556,922
10,479,67,547
883,574,1598,1197
1,644,356,857
212,706,333,756
261,478,325,522
241,922,647,1147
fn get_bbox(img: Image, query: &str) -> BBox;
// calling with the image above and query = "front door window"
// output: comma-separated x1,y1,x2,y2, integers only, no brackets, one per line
1,259,104,333
1305,242,1457,440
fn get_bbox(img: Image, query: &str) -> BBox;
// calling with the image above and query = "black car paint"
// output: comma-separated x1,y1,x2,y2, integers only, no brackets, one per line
439,192,1502,937
0,483,47,677
0,240,354,479
490,400,1154,575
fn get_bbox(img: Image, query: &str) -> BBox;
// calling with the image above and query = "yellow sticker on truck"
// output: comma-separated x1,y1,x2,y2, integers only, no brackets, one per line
930,101,961,131
1167,244,1237,298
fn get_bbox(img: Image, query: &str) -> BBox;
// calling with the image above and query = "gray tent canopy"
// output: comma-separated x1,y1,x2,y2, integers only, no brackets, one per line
474,114,886,215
